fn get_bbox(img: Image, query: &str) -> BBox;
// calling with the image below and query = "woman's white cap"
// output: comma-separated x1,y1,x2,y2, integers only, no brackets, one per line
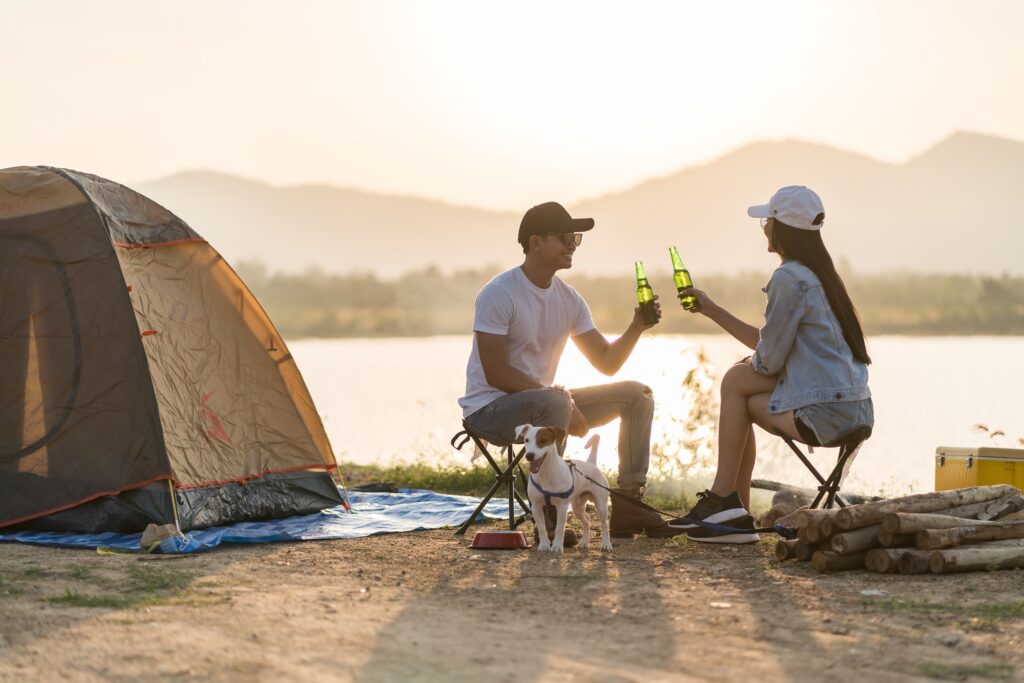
747,186,825,231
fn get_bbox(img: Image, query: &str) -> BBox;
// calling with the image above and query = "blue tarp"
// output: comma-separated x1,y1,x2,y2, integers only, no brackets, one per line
0,489,525,554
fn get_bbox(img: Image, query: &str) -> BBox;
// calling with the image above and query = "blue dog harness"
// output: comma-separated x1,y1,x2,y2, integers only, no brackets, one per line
529,462,577,508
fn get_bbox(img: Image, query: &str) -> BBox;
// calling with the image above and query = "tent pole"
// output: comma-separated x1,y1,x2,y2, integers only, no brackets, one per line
168,479,182,533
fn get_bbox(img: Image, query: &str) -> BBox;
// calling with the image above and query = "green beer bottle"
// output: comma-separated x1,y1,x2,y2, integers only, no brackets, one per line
670,246,700,312
634,261,659,325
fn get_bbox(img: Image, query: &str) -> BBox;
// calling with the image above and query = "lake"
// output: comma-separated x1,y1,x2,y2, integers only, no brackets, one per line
291,335,1024,496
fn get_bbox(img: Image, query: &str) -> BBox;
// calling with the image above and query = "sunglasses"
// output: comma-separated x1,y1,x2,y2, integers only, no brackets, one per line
547,232,583,247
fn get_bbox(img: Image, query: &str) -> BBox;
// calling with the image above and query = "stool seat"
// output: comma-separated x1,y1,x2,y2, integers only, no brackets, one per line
450,422,532,537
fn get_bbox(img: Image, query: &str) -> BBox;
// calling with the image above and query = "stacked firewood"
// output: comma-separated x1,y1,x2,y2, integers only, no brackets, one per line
774,485,1024,574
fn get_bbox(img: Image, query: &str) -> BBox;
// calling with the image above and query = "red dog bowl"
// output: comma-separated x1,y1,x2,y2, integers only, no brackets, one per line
470,530,529,550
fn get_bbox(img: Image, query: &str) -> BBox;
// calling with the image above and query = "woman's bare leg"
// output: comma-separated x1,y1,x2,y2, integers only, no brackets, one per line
710,362,779,503
734,427,757,510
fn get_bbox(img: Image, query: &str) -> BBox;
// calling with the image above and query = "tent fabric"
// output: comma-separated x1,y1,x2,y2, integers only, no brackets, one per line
0,489,525,553
0,166,340,532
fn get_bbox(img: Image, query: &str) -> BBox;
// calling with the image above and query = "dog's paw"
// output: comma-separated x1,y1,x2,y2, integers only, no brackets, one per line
536,540,551,552
600,537,613,552
551,543,564,554
577,539,590,550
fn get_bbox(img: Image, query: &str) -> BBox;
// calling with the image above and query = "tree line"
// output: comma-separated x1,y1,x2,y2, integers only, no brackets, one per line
234,261,1024,338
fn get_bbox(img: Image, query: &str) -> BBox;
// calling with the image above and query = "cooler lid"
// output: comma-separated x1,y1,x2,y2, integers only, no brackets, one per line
935,446,1024,460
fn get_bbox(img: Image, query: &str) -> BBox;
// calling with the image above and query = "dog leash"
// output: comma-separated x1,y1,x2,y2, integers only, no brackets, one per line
566,463,794,538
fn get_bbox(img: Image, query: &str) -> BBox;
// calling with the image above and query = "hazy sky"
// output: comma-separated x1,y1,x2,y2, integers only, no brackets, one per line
3,1,1022,209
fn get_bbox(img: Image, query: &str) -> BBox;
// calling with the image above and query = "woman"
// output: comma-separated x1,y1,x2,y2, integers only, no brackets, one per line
670,186,873,543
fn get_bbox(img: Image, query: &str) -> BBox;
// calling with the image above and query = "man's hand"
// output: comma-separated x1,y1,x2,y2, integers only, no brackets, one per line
568,401,589,437
631,294,661,330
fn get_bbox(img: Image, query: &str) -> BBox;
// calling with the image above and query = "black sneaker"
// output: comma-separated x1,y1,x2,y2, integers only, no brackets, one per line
667,490,747,529
685,514,760,544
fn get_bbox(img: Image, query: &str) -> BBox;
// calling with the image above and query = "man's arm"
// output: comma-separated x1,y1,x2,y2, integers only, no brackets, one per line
477,331,589,436
476,331,543,394
572,297,660,376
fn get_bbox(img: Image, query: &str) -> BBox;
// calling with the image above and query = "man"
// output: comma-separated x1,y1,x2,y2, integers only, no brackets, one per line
458,201,681,541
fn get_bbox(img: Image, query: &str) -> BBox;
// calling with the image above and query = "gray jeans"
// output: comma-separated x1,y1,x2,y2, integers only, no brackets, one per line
463,381,654,488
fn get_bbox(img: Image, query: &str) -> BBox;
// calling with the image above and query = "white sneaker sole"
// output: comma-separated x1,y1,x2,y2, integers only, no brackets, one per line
686,531,760,544
668,507,748,530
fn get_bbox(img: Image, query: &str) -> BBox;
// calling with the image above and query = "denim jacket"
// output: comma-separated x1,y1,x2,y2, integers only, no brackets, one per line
751,260,870,413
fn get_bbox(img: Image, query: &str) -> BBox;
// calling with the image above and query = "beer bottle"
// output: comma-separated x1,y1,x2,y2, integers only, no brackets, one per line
670,246,700,312
634,261,659,325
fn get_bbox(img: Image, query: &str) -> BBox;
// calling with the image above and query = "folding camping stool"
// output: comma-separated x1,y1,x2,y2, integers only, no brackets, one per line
775,425,872,509
450,422,532,536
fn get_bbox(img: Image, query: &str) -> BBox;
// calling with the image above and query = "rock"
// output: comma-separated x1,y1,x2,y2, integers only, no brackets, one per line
757,503,799,528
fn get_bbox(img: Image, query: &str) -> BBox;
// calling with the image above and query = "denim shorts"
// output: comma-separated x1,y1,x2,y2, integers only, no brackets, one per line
794,398,874,447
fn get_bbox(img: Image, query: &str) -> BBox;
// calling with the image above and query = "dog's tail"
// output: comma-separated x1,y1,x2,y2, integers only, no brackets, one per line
584,434,600,465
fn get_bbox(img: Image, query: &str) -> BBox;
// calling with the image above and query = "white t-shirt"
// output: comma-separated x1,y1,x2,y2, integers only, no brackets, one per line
459,267,596,417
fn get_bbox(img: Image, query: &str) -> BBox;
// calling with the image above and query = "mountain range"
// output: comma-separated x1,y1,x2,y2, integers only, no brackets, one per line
137,131,1024,277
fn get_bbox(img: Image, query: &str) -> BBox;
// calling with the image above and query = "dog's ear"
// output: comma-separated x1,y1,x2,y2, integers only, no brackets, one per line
514,424,532,443
536,426,566,448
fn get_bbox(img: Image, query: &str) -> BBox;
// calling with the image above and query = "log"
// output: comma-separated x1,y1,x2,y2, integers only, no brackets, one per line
819,517,836,539
929,545,1024,573
881,512,993,535
938,494,1024,520
865,548,906,573
833,485,1017,531
831,524,881,554
1000,509,1024,522
752,479,880,505
978,493,1024,521
775,539,800,561
916,522,1024,550
897,550,934,574
811,550,869,573
877,531,918,548
774,507,806,529
804,524,831,544
795,509,839,529
797,525,816,544
792,540,817,561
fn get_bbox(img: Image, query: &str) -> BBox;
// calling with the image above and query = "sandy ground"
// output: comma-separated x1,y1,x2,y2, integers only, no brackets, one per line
1,522,1023,683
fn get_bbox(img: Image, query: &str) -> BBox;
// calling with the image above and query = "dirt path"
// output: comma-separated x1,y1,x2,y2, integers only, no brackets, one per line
1,528,1022,682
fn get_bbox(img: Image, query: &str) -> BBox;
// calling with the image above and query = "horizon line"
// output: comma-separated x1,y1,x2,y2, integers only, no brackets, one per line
134,128,1022,214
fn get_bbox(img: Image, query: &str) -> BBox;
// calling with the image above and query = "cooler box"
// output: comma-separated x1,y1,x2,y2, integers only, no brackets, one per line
935,446,1024,491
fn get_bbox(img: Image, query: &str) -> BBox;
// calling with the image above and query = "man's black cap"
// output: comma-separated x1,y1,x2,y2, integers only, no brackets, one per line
517,202,595,246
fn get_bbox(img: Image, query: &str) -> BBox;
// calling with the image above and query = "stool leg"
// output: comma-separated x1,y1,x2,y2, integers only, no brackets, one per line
454,477,505,536
506,446,515,531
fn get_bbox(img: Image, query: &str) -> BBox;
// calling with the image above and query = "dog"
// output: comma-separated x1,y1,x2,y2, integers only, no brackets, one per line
516,424,613,553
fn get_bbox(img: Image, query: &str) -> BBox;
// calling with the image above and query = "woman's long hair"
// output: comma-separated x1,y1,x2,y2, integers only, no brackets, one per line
770,219,871,365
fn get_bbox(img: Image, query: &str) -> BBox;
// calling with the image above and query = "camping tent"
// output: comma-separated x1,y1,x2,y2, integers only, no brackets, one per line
0,166,342,533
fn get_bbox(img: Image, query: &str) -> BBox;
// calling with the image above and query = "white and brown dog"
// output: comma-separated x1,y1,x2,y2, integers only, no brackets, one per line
516,424,613,553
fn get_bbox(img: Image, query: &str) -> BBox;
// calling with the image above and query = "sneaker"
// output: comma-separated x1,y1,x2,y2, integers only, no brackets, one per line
685,514,760,544
668,490,747,529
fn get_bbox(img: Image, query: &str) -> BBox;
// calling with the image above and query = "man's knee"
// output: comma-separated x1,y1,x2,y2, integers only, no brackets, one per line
532,388,573,427
624,380,654,406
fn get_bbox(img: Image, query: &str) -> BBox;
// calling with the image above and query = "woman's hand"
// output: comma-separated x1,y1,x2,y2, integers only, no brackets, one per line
679,287,716,315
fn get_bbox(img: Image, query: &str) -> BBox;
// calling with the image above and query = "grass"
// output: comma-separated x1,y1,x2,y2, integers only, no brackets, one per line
341,460,698,513
43,564,197,610
918,662,1016,680
863,598,1024,622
